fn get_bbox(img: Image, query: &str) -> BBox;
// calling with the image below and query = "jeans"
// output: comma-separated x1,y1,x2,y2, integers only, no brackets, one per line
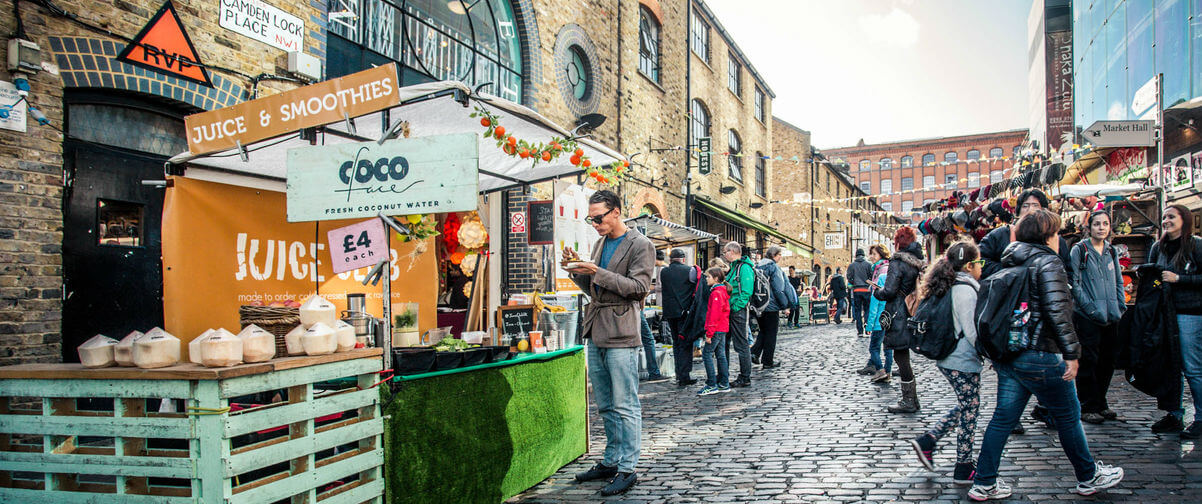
975,351,1096,486
751,311,780,366
927,368,981,464
787,302,800,326
703,332,729,387
639,312,662,378
868,330,893,372
833,297,846,323
666,317,692,382
724,306,752,381
1165,314,1202,421
586,341,642,473
852,291,871,334
1073,313,1117,414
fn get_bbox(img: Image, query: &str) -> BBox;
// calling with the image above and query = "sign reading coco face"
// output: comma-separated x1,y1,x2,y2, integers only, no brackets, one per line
285,133,479,222
219,0,304,52
183,63,399,155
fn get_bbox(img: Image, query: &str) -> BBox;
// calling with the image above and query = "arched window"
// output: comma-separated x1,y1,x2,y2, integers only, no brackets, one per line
989,147,1003,158
689,99,710,155
966,149,980,160
755,153,766,197
944,151,958,162
880,158,893,170
900,155,913,168
1013,146,1022,157
967,172,980,188
921,153,935,166
990,170,1003,184
859,159,871,171
638,7,660,82
728,129,743,182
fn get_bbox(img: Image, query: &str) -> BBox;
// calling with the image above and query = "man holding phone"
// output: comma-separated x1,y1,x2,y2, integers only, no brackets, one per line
564,190,655,496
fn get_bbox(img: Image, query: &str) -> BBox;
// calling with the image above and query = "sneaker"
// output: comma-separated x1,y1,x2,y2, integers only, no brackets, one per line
645,374,669,383
870,369,891,383
1151,413,1185,434
968,479,1012,501
1099,409,1118,420
953,462,976,485
676,378,697,387
908,434,936,471
1182,421,1202,440
697,385,720,396
1075,462,1123,496
1031,405,1056,429
856,363,878,375
731,378,751,388
717,384,732,393
752,356,761,365
1011,424,1026,435
1081,412,1105,424
575,463,618,482
600,472,637,496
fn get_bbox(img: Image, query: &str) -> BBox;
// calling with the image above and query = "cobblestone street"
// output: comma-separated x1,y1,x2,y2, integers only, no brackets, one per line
512,323,1202,503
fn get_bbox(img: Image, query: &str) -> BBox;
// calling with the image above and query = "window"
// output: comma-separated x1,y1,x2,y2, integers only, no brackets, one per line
881,179,893,194
728,129,742,182
859,159,871,171
638,8,660,82
989,147,1003,158
900,155,913,168
690,10,709,63
98,199,143,247
945,174,957,189
944,151,958,163
968,173,980,188
754,153,766,197
921,153,935,166
727,53,742,95
902,200,914,213
990,170,1003,184
860,181,870,193
901,177,914,191
967,149,980,160
1012,146,1021,157
880,158,893,170
568,46,592,100
689,99,710,152
826,171,831,193
922,175,935,188
754,88,765,122
882,202,893,212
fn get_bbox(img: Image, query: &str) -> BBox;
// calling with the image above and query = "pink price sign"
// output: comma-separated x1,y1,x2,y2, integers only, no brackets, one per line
327,218,389,274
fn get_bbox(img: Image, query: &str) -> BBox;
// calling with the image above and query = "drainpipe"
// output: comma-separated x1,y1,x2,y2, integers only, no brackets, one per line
684,0,693,230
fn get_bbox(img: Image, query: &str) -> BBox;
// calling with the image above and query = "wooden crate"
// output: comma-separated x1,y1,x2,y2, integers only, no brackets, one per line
0,349,385,504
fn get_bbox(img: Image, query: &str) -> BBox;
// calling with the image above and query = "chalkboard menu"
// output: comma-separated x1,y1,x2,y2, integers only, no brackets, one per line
527,200,554,245
497,304,538,336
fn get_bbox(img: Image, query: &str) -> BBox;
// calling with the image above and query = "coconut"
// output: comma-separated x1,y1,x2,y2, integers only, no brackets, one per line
114,330,144,367
301,322,338,356
132,327,180,369
188,329,215,364
237,324,276,363
299,295,336,328
333,320,356,352
284,324,307,356
199,329,242,368
78,334,118,368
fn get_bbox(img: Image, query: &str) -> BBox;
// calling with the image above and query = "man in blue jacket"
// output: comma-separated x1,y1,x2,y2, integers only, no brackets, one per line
751,246,798,369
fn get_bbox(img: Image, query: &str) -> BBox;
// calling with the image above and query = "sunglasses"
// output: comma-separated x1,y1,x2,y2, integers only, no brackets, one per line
585,208,614,225
968,259,985,266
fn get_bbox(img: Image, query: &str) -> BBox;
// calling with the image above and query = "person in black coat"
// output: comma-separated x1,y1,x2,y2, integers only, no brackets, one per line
873,226,924,413
1147,204,1202,438
660,248,699,386
979,189,1073,281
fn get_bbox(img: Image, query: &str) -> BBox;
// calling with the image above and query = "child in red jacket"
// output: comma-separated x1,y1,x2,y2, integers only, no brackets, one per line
699,267,731,395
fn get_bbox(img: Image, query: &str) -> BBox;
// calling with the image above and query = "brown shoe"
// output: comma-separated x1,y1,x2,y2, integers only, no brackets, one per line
870,369,891,383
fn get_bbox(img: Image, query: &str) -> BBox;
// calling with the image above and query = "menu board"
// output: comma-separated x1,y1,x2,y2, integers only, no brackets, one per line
497,304,537,336
527,200,554,245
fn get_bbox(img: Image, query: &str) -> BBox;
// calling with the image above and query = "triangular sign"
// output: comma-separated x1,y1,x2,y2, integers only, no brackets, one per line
117,1,212,87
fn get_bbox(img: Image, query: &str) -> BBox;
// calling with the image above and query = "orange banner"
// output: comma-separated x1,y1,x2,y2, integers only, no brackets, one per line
162,176,437,357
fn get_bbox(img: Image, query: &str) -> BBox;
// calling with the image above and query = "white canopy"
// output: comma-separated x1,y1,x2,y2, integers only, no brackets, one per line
167,81,626,194
1056,183,1145,198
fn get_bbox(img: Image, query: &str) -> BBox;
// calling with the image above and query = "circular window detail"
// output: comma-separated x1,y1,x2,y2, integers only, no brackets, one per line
553,24,600,116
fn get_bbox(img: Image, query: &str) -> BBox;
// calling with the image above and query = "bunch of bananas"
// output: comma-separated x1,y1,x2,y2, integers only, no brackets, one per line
533,293,568,313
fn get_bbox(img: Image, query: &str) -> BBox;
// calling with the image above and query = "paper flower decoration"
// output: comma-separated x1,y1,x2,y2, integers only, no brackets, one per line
450,251,466,264
460,253,478,277
458,220,488,249
443,213,461,251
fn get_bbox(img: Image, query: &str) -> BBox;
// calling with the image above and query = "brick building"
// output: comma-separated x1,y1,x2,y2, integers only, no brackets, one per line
823,129,1029,221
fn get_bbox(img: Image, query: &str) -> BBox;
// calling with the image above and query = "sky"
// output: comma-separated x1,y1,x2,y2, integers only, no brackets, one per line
705,0,1035,149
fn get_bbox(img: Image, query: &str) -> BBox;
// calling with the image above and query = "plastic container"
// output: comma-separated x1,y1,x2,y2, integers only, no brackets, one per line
462,331,486,345
393,348,435,376
433,351,464,371
462,347,489,366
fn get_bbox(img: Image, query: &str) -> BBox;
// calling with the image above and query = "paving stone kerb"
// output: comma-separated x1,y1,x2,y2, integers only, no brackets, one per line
513,324,1202,503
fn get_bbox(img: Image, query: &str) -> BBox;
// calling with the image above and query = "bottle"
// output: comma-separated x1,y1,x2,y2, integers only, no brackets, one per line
1007,302,1031,352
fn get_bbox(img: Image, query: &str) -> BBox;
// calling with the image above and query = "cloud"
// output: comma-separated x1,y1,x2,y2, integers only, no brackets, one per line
858,7,920,48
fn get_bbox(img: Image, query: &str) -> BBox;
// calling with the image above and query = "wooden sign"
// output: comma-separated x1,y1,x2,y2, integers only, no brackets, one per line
183,63,399,155
496,305,537,336
285,133,479,222
527,200,554,245
117,1,212,87
326,218,388,274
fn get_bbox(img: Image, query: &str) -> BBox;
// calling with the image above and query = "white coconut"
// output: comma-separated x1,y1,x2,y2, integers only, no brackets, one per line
132,327,180,369
284,324,307,356
114,330,144,367
199,328,242,368
237,324,276,363
333,320,356,352
78,334,118,368
188,329,215,364
301,322,338,356
298,295,336,328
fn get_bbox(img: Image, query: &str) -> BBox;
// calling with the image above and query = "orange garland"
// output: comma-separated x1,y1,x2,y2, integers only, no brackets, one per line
471,106,629,186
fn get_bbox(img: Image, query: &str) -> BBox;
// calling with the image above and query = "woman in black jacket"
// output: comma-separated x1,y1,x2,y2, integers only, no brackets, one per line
1147,203,1202,439
873,226,924,414
970,209,1123,501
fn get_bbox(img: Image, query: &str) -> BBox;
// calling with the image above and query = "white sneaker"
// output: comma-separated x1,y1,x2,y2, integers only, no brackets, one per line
1076,461,1123,496
967,479,1012,501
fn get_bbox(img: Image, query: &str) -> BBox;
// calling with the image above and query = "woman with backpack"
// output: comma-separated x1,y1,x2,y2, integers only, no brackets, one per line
864,244,894,383
969,209,1123,501
907,242,984,485
1069,210,1126,425
1147,204,1202,439
873,226,925,413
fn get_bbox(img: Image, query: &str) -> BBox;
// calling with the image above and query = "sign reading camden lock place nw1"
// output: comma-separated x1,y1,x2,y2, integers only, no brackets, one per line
285,133,479,222
183,63,399,155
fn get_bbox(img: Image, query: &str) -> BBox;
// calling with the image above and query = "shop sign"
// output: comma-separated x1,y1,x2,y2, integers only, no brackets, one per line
1044,30,1073,153
219,0,304,52
327,218,388,274
510,212,526,233
697,137,711,174
118,1,212,87
1169,154,1193,193
1083,120,1155,148
285,132,478,222
0,81,27,132
183,63,399,155
527,200,554,245
823,231,845,250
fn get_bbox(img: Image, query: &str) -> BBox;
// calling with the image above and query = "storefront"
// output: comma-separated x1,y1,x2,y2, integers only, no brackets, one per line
689,196,810,265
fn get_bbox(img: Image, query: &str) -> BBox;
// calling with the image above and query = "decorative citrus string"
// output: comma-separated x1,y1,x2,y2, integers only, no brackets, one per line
470,106,630,186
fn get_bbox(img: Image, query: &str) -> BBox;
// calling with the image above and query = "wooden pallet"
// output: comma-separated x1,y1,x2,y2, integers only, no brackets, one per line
0,349,385,504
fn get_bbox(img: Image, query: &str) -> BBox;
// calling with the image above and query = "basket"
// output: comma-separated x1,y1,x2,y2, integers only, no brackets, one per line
239,305,300,356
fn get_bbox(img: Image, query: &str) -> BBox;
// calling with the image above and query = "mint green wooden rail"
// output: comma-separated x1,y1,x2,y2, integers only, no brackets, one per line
0,350,385,503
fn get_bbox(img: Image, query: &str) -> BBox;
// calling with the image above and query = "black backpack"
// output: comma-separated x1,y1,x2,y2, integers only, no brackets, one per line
735,261,772,316
909,280,974,360
975,262,1035,362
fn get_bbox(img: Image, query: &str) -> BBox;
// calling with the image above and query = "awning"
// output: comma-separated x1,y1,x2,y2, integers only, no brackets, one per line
692,198,813,253
1057,183,1145,198
167,81,626,194
624,215,718,246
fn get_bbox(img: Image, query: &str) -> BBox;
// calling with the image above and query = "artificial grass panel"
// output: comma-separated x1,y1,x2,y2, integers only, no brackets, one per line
381,349,587,504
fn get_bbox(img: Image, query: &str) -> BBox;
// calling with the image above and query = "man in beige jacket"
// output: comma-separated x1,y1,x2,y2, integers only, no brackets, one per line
563,190,654,496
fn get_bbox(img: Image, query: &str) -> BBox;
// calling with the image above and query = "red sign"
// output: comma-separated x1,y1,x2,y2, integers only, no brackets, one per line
117,1,212,87
327,218,389,275
510,212,526,233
